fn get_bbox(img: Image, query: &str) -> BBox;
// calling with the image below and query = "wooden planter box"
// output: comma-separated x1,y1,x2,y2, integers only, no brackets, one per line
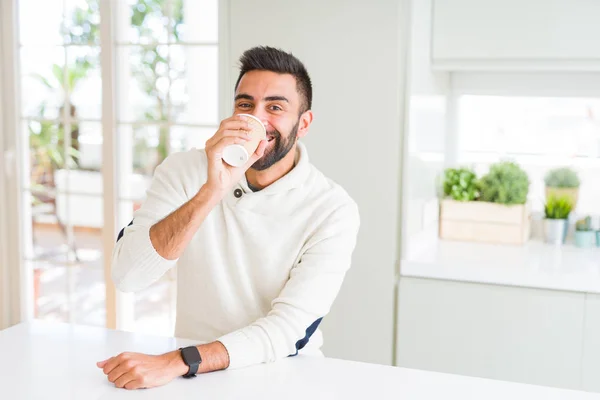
439,199,531,245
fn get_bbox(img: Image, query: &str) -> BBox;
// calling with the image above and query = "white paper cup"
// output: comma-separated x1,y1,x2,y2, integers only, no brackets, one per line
222,114,267,167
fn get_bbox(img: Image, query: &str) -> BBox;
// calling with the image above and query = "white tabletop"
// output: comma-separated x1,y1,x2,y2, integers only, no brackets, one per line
403,238,600,293
2,320,599,400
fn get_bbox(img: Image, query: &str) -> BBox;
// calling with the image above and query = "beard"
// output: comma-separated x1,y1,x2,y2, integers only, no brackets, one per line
250,119,300,171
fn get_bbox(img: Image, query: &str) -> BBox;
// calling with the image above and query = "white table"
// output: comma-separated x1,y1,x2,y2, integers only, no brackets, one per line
1,321,599,400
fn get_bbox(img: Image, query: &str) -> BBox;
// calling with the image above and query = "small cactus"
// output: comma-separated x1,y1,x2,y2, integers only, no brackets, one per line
575,216,592,232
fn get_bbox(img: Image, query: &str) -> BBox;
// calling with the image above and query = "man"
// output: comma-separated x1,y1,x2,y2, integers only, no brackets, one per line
97,46,360,390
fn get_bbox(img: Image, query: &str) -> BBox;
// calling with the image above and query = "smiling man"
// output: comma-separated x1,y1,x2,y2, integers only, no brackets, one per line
98,46,360,390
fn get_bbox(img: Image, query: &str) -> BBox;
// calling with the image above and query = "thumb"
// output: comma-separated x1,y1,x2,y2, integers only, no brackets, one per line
96,359,108,368
247,140,268,166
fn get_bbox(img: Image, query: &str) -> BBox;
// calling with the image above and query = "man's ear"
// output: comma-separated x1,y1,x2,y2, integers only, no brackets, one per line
297,110,313,139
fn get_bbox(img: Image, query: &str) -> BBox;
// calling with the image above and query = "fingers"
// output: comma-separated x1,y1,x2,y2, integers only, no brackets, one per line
220,114,252,129
206,118,252,149
124,380,144,390
96,359,108,368
107,360,136,383
101,357,119,375
206,128,250,147
205,132,250,155
114,370,138,389
102,352,130,375
209,137,253,158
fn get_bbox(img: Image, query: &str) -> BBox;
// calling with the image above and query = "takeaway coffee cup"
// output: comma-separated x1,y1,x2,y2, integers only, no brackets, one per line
222,114,266,167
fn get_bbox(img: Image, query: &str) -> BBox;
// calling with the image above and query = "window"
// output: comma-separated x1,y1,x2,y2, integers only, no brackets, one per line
457,95,600,215
15,0,219,334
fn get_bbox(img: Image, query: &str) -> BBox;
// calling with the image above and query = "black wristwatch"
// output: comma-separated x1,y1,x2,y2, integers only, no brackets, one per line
179,346,202,378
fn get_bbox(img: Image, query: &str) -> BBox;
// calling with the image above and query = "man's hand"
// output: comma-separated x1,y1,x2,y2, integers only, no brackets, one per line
204,115,268,196
97,350,187,390
97,342,230,390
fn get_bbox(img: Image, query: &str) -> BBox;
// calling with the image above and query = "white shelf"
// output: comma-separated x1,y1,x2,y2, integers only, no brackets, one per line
402,238,600,294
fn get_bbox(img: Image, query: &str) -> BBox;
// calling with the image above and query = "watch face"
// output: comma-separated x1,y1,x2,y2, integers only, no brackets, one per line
182,346,202,365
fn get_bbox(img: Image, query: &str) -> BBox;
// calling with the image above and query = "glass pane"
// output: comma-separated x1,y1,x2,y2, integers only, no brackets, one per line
21,47,65,119
174,0,218,43
116,124,159,202
31,261,106,326
76,121,103,171
31,262,68,322
133,124,167,175
19,0,63,45
63,0,101,45
457,96,600,215
116,0,169,44
170,125,214,152
28,210,71,263
55,175,104,227
68,47,102,119
116,45,170,122
26,120,98,190
458,96,600,157
25,209,103,264
170,45,218,124
71,264,106,326
26,120,69,191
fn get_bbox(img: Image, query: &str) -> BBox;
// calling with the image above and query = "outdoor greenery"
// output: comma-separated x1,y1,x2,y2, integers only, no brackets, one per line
479,161,530,205
544,196,574,220
544,167,580,188
31,0,186,186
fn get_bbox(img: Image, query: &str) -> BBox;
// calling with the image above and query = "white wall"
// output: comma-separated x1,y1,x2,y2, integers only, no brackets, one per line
402,0,449,258
225,0,408,365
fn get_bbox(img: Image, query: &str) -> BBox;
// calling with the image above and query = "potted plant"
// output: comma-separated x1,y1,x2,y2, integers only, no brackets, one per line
439,161,531,245
574,216,595,248
544,167,580,209
442,167,479,201
479,161,529,206
543,195,573,245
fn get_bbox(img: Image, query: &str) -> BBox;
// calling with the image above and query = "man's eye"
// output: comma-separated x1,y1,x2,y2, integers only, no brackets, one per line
238,103,251,108
270,105,282,111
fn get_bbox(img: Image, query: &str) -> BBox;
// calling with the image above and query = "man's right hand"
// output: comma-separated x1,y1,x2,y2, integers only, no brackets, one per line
204,115,268,197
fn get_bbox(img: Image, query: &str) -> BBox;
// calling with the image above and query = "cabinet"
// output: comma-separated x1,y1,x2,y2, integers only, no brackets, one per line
432,0,600,70
396,277,586,390
582,294,600,392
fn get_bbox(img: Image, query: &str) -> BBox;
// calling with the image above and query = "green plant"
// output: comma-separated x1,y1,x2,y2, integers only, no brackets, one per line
33,62,90,153
68,0,185,171
442,167,479,201
544,167,580,188
29,120,80,205
576,216,593,232
479,161,529,205
544,196,573,220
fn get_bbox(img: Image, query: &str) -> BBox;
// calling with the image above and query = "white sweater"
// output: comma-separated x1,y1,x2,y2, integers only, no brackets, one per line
111,142,360,369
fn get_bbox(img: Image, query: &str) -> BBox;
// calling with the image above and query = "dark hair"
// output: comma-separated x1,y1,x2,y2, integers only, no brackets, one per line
234,46,312,114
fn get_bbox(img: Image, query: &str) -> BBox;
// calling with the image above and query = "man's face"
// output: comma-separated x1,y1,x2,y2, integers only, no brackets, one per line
233,70,303,171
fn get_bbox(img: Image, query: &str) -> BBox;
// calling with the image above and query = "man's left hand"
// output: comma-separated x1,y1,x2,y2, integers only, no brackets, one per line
97,350,188,390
